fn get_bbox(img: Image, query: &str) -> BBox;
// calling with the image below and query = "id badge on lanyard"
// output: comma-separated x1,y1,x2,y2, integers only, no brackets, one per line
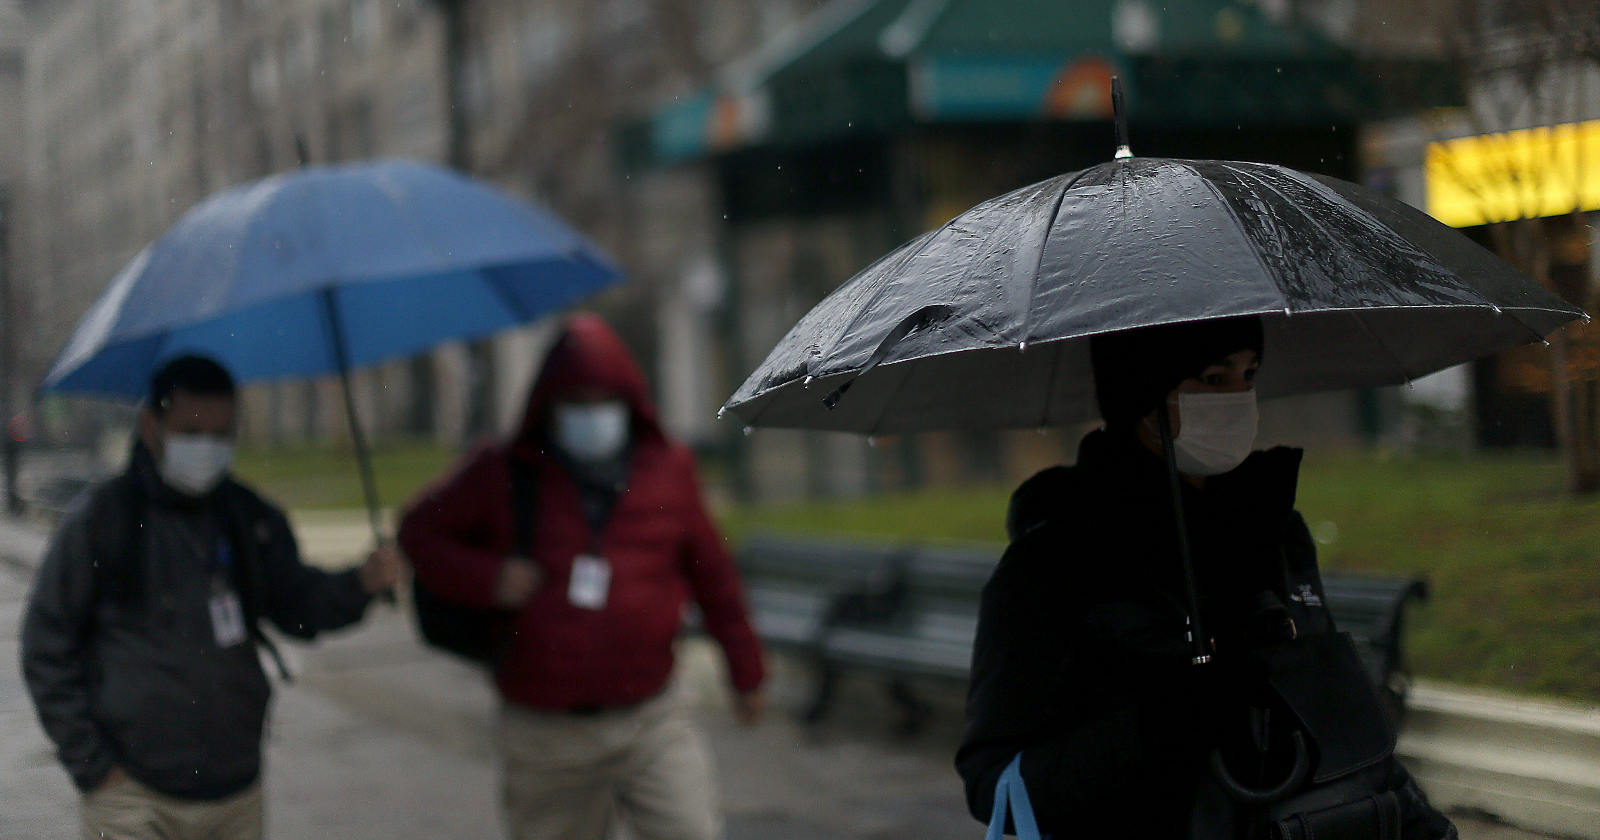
568,554,612,610
209,537,249,648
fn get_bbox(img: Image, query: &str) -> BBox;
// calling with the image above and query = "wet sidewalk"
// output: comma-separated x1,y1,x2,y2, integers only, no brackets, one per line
0,511,1581,839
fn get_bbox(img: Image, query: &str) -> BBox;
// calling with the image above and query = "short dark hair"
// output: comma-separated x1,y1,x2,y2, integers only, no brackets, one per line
1089,316,1264,428
148,355,236,415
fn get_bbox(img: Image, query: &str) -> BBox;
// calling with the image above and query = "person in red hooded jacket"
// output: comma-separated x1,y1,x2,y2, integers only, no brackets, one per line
399,313,766,840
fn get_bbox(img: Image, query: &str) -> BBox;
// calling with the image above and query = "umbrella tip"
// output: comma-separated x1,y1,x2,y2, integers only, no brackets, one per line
803,375,815,389
1111,76,1133,160
1018,341,1028,353
716,406,728,420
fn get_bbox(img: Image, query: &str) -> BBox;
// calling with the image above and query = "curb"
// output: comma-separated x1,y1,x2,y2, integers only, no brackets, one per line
4,513,1597,838
1399,682,1600,840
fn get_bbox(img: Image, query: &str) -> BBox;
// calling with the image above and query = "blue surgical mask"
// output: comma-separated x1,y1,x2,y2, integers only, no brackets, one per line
553,401,630,462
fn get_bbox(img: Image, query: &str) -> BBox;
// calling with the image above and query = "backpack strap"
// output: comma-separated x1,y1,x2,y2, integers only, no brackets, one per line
215,485,293,682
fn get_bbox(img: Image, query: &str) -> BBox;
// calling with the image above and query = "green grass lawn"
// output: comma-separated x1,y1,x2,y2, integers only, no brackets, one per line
239,440,1598,705
232,441,461,510
722,451,1600,706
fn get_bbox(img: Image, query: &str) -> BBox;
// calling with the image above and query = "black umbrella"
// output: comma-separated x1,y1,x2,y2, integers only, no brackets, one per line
722,152,1584,436
723,84,1587,664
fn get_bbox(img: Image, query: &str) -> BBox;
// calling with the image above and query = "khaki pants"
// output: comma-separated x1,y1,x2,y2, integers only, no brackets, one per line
498,685,722,840
80,775,263,840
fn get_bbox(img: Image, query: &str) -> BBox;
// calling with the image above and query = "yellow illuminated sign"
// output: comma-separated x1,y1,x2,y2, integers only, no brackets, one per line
1425,120,1600,228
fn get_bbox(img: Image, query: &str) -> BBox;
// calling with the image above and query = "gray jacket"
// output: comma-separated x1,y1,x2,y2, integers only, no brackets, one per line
20,444,371,799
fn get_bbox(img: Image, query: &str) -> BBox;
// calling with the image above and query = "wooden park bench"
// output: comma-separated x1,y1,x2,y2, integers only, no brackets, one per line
733,533,1429,734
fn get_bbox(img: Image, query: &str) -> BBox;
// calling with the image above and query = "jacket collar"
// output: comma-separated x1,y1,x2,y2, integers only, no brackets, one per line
1074,427,1302,514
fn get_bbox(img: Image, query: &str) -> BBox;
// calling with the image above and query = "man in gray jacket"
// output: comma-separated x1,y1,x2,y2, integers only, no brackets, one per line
21,355,402,840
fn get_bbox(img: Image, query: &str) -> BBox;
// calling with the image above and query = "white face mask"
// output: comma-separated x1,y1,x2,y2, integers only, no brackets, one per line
159,434,235,496
553,401,630,462
1170,390,1258,477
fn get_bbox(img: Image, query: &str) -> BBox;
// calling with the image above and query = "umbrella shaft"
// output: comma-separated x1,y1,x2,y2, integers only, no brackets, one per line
320,288,384,540
1158,409,1211,665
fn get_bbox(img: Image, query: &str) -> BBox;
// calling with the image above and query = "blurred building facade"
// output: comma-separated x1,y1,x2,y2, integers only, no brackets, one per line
17,0,1583,501
1357,0,1600,463
13,0,453,448
10,0,819,460
619,0,1459,500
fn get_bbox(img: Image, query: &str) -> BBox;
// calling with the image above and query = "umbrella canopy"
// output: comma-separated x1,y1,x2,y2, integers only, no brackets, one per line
724,156,1587,434
42,159,621,398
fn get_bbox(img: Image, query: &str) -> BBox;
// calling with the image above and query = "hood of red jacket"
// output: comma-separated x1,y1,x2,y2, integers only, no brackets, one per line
511,313,662,460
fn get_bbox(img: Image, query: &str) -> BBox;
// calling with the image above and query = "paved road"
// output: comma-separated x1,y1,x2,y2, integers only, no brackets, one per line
0,518,1561,839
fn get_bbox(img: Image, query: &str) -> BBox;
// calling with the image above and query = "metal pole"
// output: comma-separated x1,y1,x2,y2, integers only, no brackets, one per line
0,187,22,515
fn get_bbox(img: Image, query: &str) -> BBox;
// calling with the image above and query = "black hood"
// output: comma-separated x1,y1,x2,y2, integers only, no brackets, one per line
1006,428,1301,542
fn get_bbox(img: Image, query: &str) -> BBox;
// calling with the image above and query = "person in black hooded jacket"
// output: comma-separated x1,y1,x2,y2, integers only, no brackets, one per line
955,317,1456,839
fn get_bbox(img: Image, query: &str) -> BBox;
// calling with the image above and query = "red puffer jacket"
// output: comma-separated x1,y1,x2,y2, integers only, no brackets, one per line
399,314,765,710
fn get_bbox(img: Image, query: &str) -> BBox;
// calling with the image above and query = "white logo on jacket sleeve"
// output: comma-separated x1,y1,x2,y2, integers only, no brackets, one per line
1289,583,1323,607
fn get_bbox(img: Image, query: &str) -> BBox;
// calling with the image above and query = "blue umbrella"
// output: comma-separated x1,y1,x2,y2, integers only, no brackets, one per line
41,159,624,535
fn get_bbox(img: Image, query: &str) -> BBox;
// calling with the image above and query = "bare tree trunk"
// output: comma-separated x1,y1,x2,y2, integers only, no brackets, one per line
1575,363,1600,492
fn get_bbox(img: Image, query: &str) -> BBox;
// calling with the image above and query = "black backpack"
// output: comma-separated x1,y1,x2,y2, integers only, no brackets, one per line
410,459,536,665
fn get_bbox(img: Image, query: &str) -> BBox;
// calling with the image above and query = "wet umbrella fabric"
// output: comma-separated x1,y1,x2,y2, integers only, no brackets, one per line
40,159,623,542
723,157,1586,434
41,159,621,399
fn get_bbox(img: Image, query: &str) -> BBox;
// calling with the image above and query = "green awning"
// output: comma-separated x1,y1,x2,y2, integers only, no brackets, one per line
622,0,1456,169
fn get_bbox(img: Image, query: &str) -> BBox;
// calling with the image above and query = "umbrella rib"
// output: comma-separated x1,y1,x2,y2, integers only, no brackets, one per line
1021,168,1098,345
1240,164,1494,310
821,229,951,379
1495,306,1569,347
741,381,782,429
1349,309,1420,384
868,360,918,437
1038,334,1066,427
1192,162,1295,314
484,269,535,322
1233,165,1573,350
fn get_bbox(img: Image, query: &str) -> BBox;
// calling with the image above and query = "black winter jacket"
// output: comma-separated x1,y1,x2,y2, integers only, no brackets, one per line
21,444,372,799
956,429,1455,839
